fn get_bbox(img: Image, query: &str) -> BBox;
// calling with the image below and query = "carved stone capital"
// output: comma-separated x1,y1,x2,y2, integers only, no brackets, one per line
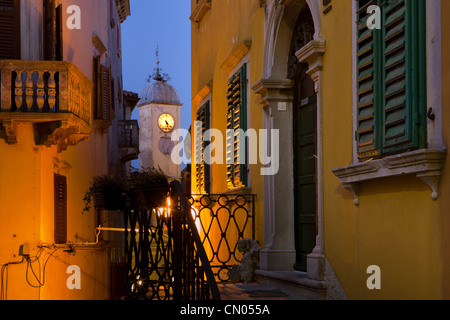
295,39,326,91
251,78,294,108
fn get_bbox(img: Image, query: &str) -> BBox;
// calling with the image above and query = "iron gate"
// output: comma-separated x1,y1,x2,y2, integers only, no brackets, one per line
123,181,220,300
123,182,256,299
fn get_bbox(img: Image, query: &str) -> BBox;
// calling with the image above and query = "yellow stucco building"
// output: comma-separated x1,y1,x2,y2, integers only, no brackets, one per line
0,0,138,300
191,0,450,300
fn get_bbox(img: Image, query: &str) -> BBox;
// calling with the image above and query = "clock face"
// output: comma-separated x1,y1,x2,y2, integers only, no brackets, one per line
158,113,175,133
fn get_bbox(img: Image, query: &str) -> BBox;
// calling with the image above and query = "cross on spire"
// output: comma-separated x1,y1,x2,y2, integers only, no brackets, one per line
155,43,160,72
147,43,170,83
153,43,163,81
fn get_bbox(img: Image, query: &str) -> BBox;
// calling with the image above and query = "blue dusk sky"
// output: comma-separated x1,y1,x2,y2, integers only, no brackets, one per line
121,0,191,131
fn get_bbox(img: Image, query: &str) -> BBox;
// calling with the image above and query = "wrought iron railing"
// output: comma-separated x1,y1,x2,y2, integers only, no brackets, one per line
123,181,220,300
188,193,256,282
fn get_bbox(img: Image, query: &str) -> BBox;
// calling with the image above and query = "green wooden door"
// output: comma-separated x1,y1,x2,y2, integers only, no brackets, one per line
293,68,317,272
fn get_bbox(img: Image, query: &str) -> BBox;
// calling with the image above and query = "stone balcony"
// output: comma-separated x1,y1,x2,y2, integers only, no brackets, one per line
0,60,93,152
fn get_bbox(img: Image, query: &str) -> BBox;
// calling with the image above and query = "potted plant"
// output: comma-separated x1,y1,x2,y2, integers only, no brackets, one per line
129,167,170,208
83,175,127,213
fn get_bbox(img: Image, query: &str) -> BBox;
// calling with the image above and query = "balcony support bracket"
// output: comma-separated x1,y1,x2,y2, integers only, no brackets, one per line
34,117,92,153
1,120,17,145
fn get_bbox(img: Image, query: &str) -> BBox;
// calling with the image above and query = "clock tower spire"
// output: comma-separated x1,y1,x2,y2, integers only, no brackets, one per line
137,45,182,180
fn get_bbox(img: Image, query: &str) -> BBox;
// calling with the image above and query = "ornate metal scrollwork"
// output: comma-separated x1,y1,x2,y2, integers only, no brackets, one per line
287,5,315,79
190,193,256,283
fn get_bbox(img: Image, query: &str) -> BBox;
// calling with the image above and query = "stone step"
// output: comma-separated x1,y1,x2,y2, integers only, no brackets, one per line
218,283,307,300
256,270,327,300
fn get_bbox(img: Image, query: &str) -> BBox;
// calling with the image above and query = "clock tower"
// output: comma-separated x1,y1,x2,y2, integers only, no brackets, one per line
137,49,182,180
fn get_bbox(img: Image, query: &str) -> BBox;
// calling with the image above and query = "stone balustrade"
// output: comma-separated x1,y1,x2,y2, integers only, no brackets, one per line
0,60,92,125
0,60,94,152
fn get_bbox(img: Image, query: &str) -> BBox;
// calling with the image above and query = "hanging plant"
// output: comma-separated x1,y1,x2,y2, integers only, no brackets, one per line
128,167,170,208
82,175,127,213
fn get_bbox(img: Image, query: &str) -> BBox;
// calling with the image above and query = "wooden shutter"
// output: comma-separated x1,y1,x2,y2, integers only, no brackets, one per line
111,76,116,119
95,60,112,122
356,0,425,160
43,1,62,61
55,4,63,61
43,0,55,60
94,56,101,119
54,174,67,244
226,64,247,189
0,0,20,60
356,0,380,160
195,101,211,194
101,65,112,121
381,0,425,154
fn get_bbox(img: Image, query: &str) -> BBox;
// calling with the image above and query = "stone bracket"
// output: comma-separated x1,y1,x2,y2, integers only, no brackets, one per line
417,172,442,201
2,120,17,145
343,183,360,206
34,117,92,153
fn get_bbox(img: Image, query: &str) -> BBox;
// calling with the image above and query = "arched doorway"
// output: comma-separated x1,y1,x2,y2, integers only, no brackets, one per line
288,5,317,272
253,0,325,284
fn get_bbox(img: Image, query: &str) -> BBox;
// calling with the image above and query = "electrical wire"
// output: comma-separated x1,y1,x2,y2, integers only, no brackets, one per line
24,246,60,300
25,247,60,289
1,231,103,300
1,256,25,300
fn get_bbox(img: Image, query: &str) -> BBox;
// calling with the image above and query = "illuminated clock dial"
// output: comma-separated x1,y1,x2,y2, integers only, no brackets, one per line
158,113,175,133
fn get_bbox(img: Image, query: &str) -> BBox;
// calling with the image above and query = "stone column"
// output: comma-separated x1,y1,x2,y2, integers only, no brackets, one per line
251,79,296,271
295,39,326,281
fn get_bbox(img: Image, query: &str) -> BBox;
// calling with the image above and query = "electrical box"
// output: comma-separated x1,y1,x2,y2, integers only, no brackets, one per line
19,243,31,257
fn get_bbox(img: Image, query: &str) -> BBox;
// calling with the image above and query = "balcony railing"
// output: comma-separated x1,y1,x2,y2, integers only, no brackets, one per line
0,60,93,151
118,119,139,163
119,120,139,148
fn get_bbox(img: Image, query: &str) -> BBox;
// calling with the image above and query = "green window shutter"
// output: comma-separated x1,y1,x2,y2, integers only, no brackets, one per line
195,101,211,194
356,0,426,160
381,0,426,154
356,0,381,160
239,64,248,187
226,64,248,190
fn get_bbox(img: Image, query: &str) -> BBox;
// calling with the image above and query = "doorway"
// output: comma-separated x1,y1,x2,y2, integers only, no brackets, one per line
293,63,317,272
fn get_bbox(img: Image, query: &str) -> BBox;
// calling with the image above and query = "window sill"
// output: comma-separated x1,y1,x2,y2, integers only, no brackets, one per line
332,149,447,205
